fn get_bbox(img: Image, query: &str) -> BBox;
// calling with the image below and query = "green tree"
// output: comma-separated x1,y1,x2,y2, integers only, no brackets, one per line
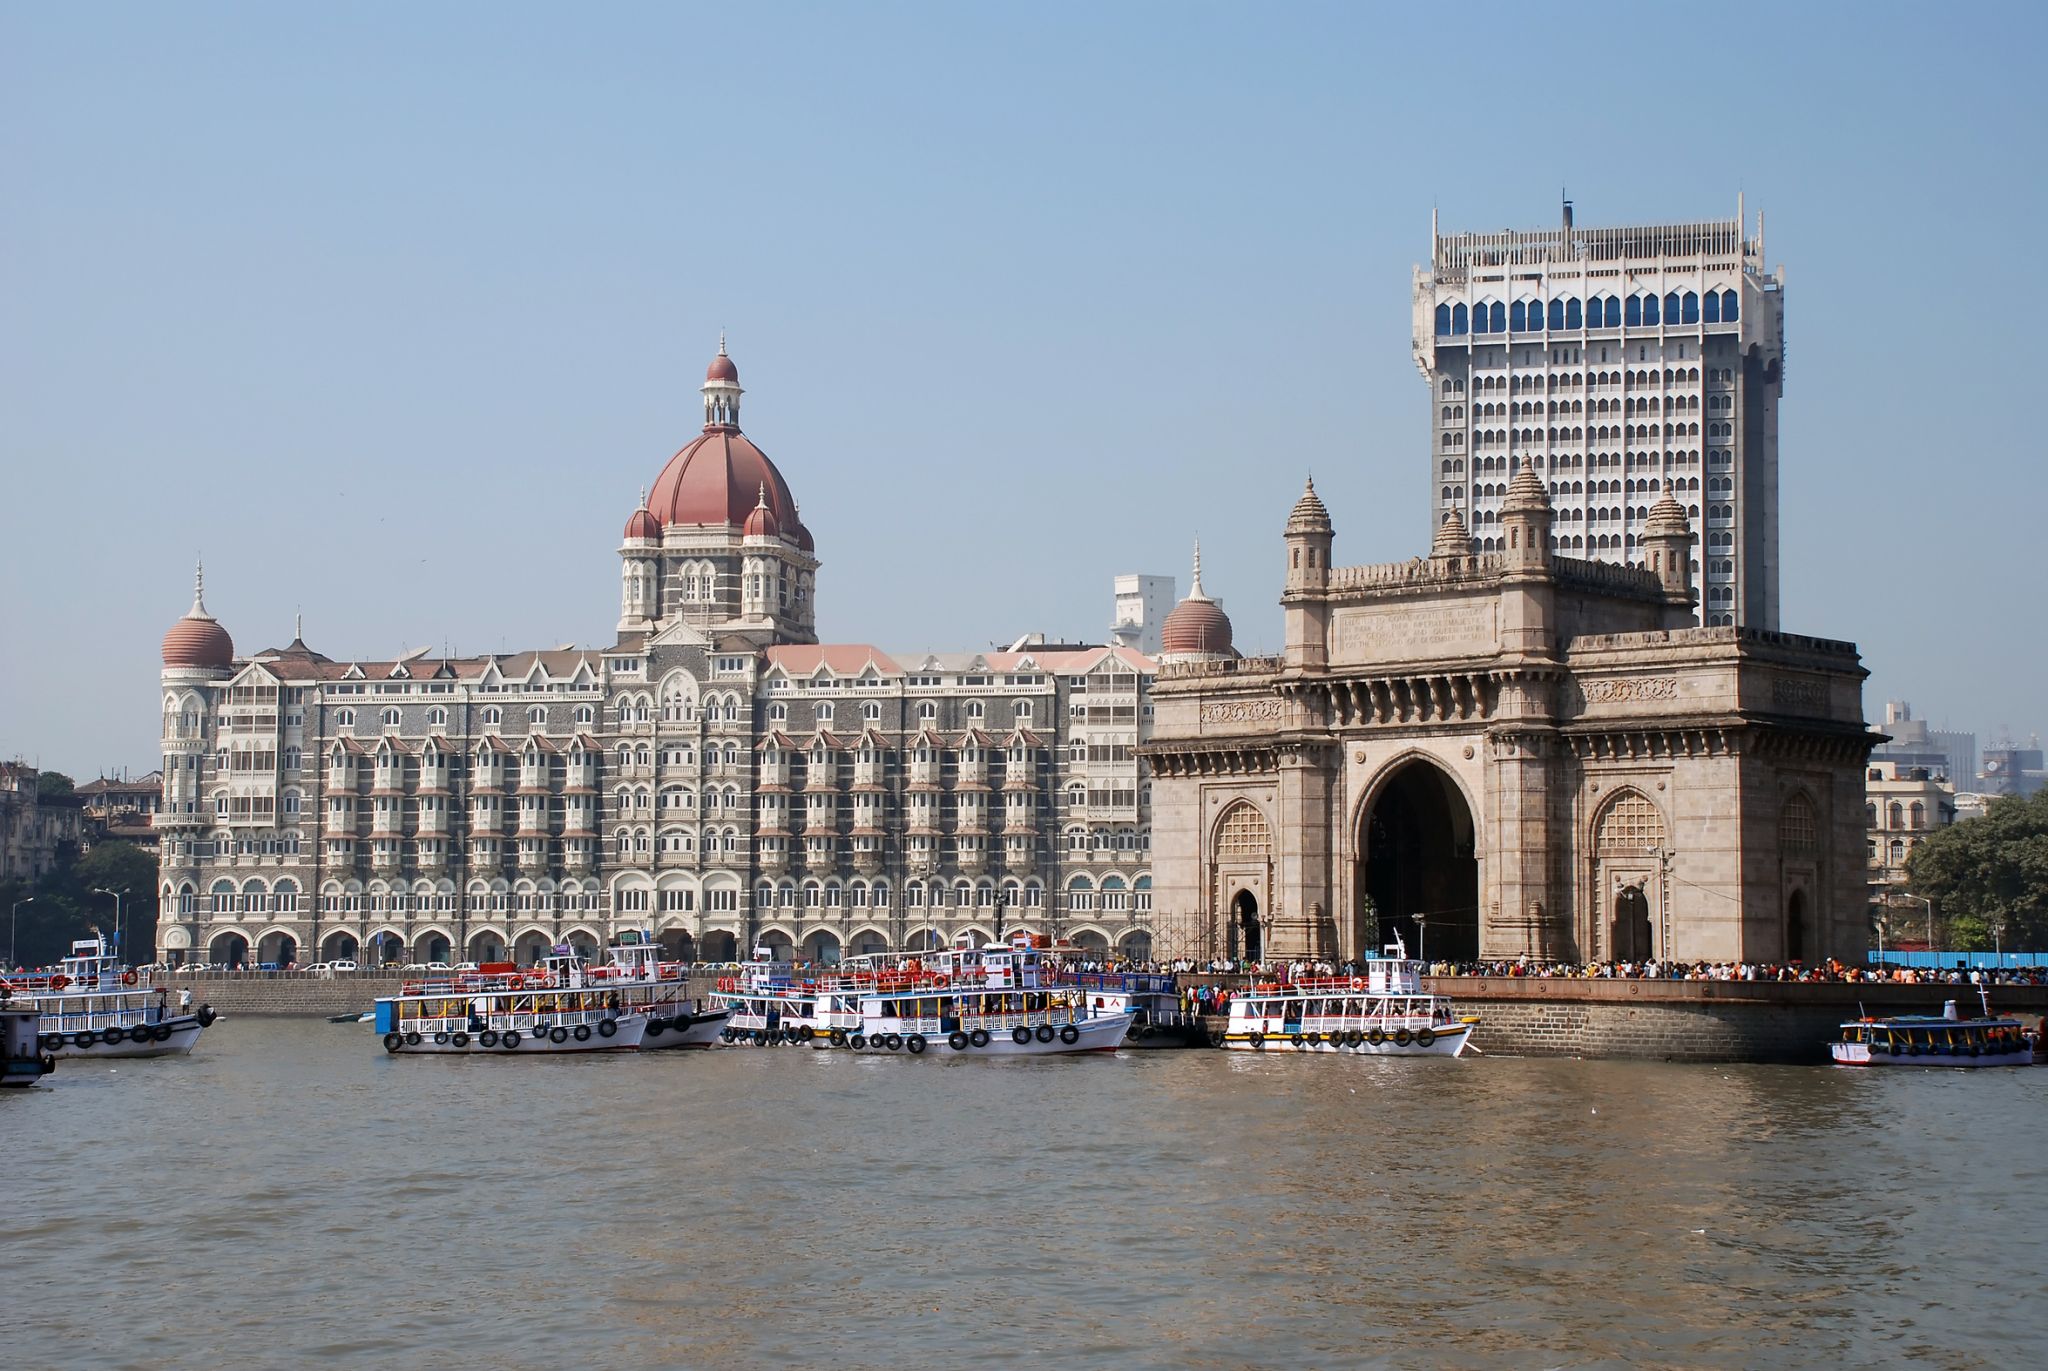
1906,790,2048,951
36,770,74,798
6,840,160,969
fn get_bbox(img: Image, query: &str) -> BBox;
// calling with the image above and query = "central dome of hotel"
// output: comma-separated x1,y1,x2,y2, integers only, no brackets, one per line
635,340,809,543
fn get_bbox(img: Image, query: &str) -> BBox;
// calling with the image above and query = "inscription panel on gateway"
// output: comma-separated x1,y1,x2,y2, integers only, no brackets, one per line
1333,602,1498,664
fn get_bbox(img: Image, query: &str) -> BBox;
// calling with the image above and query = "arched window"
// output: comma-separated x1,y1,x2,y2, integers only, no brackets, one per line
1435,304,1451,336
1214,801,1272,858
1626,295,1643,327
1681,291,1699,324
1451,303,1468,335
1603,295,1621,327
1702,290,1721,324
1886,802,1903,829
1664,292,1680,324
1510,300,1528,331
1565,298,1582,329
1780,794,1817,856
1488,301,1505,333
1547,299,1566,331
1642,294,1660,326
1908,801,1926,831
1721,289,1739,322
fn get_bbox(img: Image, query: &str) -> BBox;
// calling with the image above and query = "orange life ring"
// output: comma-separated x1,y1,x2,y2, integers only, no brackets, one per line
122,971,139,986
507,974,525,989
51,974,69,990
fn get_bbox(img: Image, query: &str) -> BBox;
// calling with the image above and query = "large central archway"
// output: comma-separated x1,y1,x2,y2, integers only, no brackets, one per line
1358,760,1479,962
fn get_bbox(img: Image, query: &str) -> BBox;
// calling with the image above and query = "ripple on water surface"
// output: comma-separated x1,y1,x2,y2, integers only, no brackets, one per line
6,1022,2048,1370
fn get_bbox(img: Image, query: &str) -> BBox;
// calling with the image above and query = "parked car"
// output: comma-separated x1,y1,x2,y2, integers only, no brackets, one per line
328,959,358,972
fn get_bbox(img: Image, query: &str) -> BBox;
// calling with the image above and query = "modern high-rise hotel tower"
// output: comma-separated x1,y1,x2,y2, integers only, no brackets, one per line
1413,201,1785,627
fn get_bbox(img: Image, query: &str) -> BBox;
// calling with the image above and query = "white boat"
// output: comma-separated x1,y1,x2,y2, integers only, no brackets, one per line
3,935,213,1059
1831,995,2035,1067
1059,967,1204,1048
848,941,1133,1057
577,933,731,1049
708,947,863,1047
374,970,646,1055
2,1005,55,1087
1219,958,1475,1057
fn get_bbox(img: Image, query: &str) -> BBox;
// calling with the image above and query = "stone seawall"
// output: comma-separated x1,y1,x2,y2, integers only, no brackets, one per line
1184,977,2048,1063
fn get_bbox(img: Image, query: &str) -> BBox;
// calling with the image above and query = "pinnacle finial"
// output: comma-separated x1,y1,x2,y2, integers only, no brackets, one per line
757,481,769,509
192,557,208,614
718,328,728,356
638,485,649,510
1189,538,1207,598
295,610,303,641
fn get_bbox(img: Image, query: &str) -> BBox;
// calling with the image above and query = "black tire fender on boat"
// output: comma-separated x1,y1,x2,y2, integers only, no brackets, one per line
1417,1027,1437,1047
105,1026,128,1045
480,1030,499,1048
948,1031,969,1051
573,1024,592,1042
451,1032,469,1048
549,1026,570,1045
1290,1033,1305,1048
1366,1028,1385,1046
37,1033,57,1053
829,1029,847,1047
907,1034,928,1055
1346,1030,1364,1046
1206,1029,1226,1049
1247,1030,1265,1048
969,1028,990,1048
501,1031,521,1049
383,1032,404,1053
646,1018,667,1038
595,1017,615,1039
849,1034,866,1050
1060,1025,1081,1046
884,1033,903,1052
404,1031,422,1046
197,1005,217,1027
1393,1028,1413,1047
1035,1025,1056,1044
433,1031,450,1045
798,1025,816,1043
720,1028,735,1043
1012,1027,1033,1046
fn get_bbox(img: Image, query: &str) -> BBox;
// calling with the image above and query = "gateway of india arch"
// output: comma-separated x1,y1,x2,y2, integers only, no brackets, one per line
1144,473,1878,967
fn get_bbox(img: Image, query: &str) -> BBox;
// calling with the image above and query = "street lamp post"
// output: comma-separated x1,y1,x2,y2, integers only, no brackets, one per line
8,897,31,969
92,888,127,966
1896,893,1934,953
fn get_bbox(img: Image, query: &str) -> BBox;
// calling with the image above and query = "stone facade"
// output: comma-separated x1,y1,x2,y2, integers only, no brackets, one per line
1145,473,1878,967
154,349,1156,969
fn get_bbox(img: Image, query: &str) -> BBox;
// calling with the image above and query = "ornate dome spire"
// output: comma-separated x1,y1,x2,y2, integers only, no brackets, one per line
1160,539,1234,659
742,482,781,539
702,335,743,428
162,557,234,670
1644,480,1690,536
1503,463,1551,513
623,486,661,542
1286,475,1333,534
1431,508,1474,558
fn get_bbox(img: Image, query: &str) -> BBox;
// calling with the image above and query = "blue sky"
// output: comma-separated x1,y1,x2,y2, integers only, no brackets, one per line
4,1,2044,775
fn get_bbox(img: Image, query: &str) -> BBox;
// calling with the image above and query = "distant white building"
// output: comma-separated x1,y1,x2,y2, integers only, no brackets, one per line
1110,573,1175,655
1413,199,1786,628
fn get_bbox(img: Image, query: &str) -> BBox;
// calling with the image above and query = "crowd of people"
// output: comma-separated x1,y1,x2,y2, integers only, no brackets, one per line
1052,953,2048,989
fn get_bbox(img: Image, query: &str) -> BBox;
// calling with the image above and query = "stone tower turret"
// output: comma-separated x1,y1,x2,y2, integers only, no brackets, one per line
1282,477,1333,670
1641,481,1697,625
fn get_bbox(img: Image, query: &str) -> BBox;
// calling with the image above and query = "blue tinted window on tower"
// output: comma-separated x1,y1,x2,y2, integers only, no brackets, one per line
1511,301,1528,332
1664,292,1681,324
1626,296,1643,327
1722,289,1739,322
1643,294,1660,326
1489,301,1505,334
1703,291,1721,324
1566,299,1583,329
1547,299,1565,331
1682,292,1700,324
1436,304,1451,336
1452,303,1468,335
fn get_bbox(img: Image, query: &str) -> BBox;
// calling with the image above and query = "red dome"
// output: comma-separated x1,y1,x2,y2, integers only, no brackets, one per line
1160,596,1232,657
647,428,798,531
163,612,233,670
791,520,815,554
706,352,739,383
623,506,661,542
742,494,780,539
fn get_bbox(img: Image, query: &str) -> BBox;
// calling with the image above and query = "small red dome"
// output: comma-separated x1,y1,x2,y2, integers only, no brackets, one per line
706,352,739,384
1160,596,1232,657
742,496,780,539
163,613,233,670
623,507,661,542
